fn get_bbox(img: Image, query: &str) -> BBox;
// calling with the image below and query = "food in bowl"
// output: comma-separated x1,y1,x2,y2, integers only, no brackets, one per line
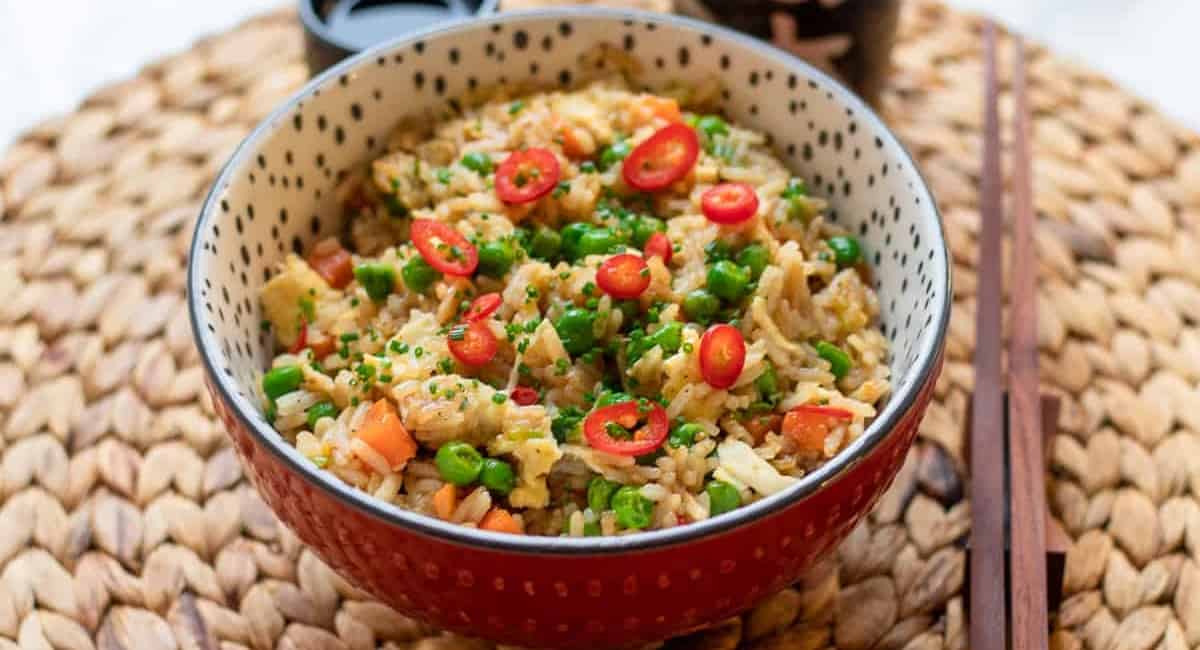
257,78,890,536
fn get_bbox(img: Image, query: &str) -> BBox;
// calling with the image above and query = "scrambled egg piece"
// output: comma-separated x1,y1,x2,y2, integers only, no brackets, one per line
487,409,560,508
260,255,328,347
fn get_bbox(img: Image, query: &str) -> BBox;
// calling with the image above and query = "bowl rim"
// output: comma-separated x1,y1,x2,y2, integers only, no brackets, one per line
188,5,952,556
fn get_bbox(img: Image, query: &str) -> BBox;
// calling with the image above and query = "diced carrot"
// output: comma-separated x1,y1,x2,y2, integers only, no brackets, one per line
432,483,457,520
742,413,782,444
355,400,417,469
308,332,337,359
781,405,853,454
632,95,682,126
479,508,523,534
553,115,591,159
307,238,355,289
782,410,828,453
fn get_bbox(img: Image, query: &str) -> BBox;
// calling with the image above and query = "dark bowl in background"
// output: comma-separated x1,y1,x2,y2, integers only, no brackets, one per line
302,0,500,73
302,0,899,104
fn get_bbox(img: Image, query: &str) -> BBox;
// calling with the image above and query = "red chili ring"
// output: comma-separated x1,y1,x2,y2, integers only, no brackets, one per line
643,231,673,264
464,292,503,322
495,148,562,204
596,254,652,300
411,219,479,276
698,323,746,389
583,400,669,456
510,386,540,406
701,182,759,225
447,321,498,367
622,123,700,192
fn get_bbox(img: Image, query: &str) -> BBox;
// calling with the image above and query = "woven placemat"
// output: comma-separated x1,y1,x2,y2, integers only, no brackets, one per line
2,2,1198,649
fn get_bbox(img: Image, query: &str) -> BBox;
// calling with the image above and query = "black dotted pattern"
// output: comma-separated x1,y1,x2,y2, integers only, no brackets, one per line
198,14,946,414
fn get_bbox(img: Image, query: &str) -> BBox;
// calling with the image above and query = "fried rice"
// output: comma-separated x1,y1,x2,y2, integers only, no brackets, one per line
258,75,890,536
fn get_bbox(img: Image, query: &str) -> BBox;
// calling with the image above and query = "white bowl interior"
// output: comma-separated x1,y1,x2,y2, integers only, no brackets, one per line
192,10,948,458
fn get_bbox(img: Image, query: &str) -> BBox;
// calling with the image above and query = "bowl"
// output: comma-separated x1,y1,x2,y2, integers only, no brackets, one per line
188,8,950,648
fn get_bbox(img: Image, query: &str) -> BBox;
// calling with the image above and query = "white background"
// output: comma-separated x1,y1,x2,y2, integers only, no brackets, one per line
2,0,1197,147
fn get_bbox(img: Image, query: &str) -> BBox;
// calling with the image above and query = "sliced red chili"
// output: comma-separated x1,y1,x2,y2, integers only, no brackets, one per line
447,321,498,367
583,400,669,456
411,219,479,276
698,324,746,389
596,254,651,300
510,386,539,406
622,123,700,192
495,148,561,204
782,404,854,453
307,238,354,289
643,231,672,264
464,292,502,322
701,183,759,225
289,322,309,354
289,323,337,359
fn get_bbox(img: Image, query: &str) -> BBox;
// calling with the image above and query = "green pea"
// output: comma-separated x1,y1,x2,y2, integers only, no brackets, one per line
560,222,594,261
596,390,633,408
704,240,733,263
480,458,516,495
815,341,852,379
612,486,654,529
706,480,741,516
646,321,683,355
477,240,516,278
435,442,484,486
305,401,337,429
696,115,729,140
576,227,620,257
755,361,780,403
736,244,771,280
827,236,862,267
528,226,562,261
587,476,620,513
669,422,704,448
401,256,440,293
263,365,303,400
599,140,632,170
707,260,750,302
460,151,493,175
683,288,721,323
354,262,396,302
554,307,596,356
628,216,665,248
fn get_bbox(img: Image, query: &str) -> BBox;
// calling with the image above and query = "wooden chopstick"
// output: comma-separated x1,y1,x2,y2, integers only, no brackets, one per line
969,20,1008,650
1007,35,1050,650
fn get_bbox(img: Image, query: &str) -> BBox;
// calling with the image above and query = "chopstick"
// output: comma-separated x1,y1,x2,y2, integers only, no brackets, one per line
1007,35,1050,650
969,20,1007,650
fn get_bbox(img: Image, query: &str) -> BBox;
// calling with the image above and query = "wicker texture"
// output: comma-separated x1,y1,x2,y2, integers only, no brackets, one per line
0,2,1197,648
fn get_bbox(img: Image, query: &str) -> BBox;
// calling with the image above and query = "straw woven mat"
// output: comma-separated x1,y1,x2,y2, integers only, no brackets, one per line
1,1,1199,648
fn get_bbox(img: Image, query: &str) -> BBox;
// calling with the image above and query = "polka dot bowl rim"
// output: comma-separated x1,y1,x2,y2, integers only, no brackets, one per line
187,6,952,555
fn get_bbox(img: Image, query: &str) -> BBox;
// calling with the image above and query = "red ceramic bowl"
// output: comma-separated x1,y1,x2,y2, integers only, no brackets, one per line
189,8,950,648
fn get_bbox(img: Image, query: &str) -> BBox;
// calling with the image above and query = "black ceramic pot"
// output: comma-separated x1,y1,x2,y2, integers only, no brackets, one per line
302,0,898,105
301,0,500,73
674,0,900,105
